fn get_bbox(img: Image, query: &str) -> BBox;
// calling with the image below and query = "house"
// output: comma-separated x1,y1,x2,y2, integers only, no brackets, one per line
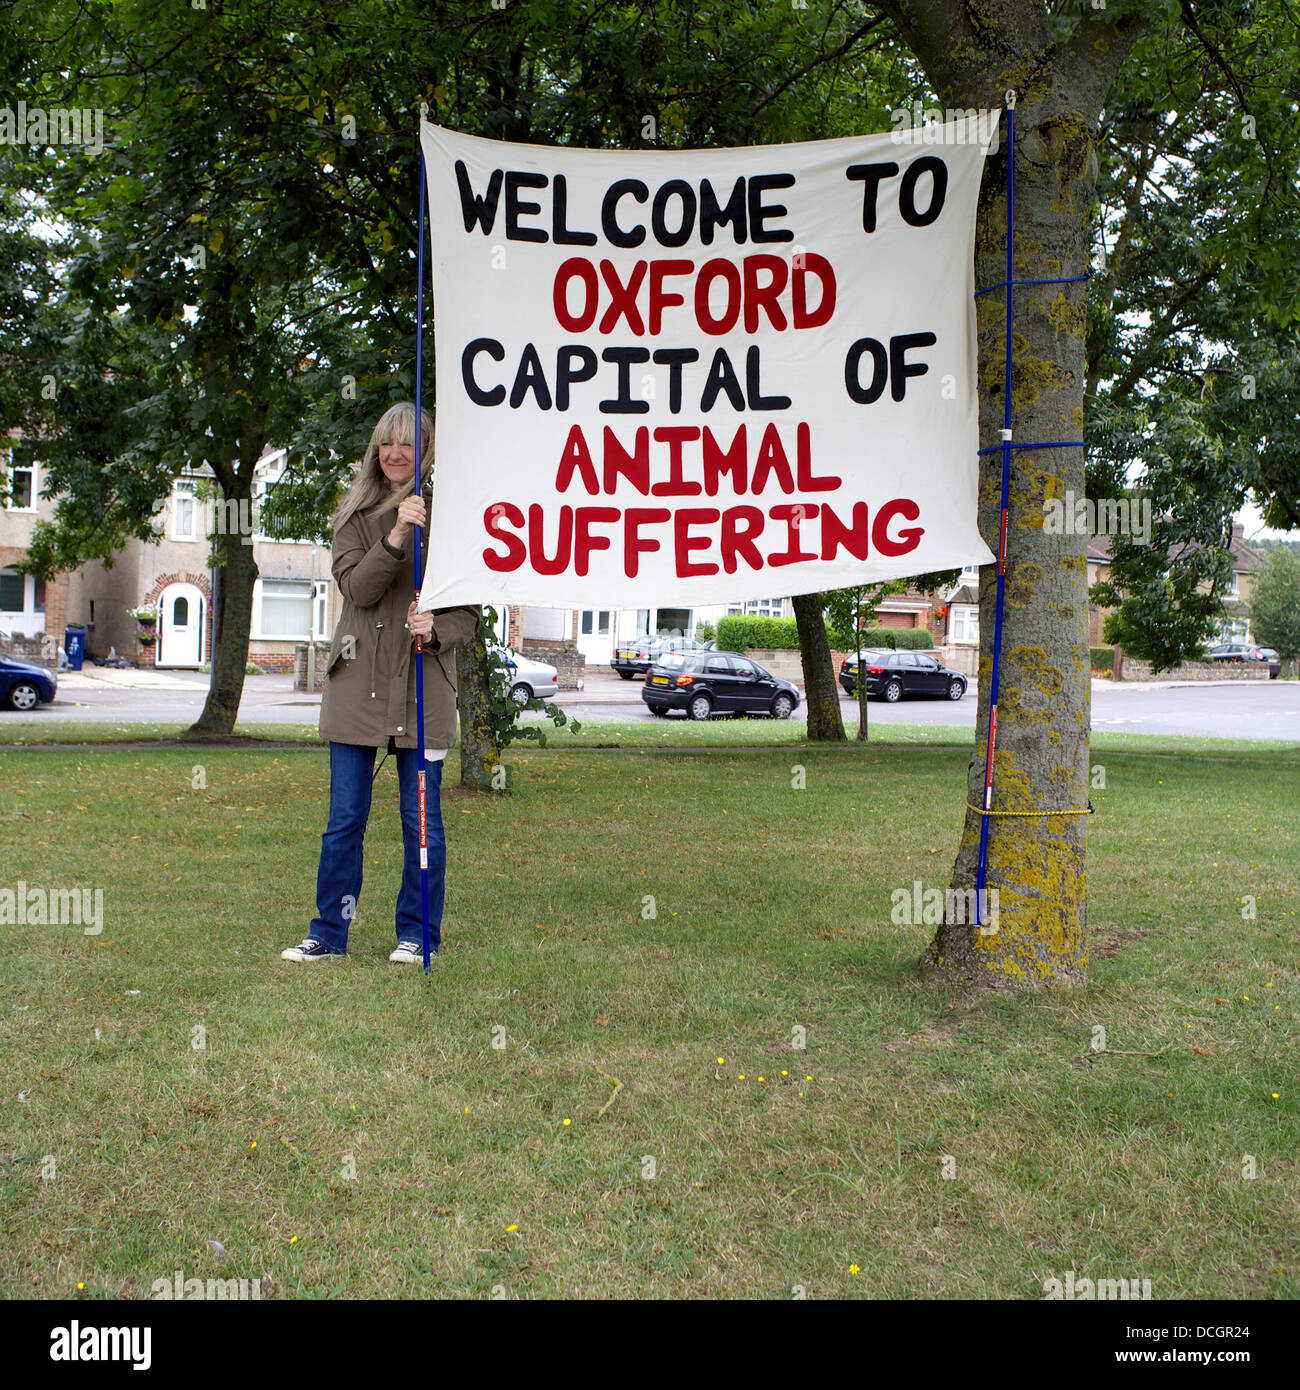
1086,524,1265,647
1,441,71,650
3,438,340,670
505,594,794,666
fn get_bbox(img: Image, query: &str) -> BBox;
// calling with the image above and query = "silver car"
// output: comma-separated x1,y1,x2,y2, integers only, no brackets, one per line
489,645,559,704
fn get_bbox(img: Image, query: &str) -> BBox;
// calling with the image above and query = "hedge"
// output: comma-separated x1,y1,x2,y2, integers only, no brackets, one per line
1090,645,1115,671
715,615,936,653
714,615,800,651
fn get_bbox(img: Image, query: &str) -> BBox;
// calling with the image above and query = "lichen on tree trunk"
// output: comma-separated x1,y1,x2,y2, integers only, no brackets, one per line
873,2,1145,991
922,113,1097,990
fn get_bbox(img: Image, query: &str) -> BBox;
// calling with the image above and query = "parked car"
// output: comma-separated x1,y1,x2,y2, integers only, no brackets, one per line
1206,642,1277,676
839,649,967,702
611,634,714,679
487,645,559,705
641,649,799,721
0,653,58,712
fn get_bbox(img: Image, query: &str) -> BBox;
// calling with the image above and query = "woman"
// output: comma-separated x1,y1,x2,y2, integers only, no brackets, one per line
281,402,481,963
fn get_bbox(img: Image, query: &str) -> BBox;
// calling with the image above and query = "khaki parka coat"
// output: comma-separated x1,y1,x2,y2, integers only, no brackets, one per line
317,497,482,751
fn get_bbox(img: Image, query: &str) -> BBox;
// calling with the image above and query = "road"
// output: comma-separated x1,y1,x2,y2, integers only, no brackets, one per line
17,664,1299,741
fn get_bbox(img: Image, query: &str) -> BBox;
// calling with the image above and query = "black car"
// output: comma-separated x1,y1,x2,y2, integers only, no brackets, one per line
1206,642,1278,676
0,653,58,711
641,650,799,720
611,634,713,679
839,649,967,702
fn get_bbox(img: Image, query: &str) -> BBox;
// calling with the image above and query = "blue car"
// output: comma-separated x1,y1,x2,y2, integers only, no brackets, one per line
0,653,58,712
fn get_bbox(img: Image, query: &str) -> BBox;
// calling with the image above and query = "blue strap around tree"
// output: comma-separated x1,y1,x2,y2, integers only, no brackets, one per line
972,102,1090,930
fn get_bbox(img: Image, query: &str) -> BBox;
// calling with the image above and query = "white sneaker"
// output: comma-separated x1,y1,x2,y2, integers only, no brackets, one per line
280,938,343,962
389,941,436,963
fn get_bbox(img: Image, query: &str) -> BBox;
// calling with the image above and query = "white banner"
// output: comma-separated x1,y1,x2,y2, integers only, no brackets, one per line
417,117,997,611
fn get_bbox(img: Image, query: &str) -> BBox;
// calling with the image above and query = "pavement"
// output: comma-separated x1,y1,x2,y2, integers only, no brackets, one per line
24,664,1300,741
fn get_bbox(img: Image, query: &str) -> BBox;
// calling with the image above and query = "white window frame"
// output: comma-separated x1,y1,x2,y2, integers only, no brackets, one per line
950,604,980,645
251,578,314,641
0,567,32,614
171,479,197,541
252,454,312,544
3,450,37,513
312,581,330,641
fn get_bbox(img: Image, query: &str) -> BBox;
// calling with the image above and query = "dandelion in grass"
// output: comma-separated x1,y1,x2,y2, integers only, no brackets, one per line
506,1224,518,1233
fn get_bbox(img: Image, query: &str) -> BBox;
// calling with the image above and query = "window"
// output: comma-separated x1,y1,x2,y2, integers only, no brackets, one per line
917,655,939,670
898,652,920,668
950,604,979,644
312,582,329,640
4,450,35,511
255,579,313,638
731,597,785,617
705,658,732,675
732,659,757,678
1223,572,1239,597
636,609,651,635
0,570,25,612
172,480,196,541
173,595,189,626
580,609,610,636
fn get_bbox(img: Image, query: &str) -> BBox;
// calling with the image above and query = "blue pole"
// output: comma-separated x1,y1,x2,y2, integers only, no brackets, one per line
413,118,432,972
975,102,1015,929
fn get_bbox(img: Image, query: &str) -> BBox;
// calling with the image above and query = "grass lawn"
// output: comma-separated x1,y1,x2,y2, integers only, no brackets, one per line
1,742,1296,1299
2,715,1297,760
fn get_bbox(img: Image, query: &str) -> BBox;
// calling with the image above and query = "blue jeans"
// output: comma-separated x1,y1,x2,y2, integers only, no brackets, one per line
309,740,446,954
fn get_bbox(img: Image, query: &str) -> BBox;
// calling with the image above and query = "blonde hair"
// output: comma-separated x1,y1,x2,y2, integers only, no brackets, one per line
333,402,435,533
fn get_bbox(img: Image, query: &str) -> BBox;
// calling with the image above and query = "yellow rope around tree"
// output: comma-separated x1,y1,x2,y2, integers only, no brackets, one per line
966,802,1095,818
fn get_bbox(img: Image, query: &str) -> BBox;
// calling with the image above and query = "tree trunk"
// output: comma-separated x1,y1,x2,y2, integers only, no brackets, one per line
792,592,846,742
877,2,1143,990
456,618,500,790
923,112,1096,988
187,518,256,737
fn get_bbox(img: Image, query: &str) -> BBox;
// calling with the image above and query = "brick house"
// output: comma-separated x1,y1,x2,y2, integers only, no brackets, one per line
1086,524,1266,647
1,441,71,653
4,438,340,671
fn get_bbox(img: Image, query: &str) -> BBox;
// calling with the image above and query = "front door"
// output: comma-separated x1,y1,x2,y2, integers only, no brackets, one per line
157,583,204,667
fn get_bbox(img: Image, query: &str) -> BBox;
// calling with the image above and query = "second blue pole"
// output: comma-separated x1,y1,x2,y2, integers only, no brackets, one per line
413,124,432,972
